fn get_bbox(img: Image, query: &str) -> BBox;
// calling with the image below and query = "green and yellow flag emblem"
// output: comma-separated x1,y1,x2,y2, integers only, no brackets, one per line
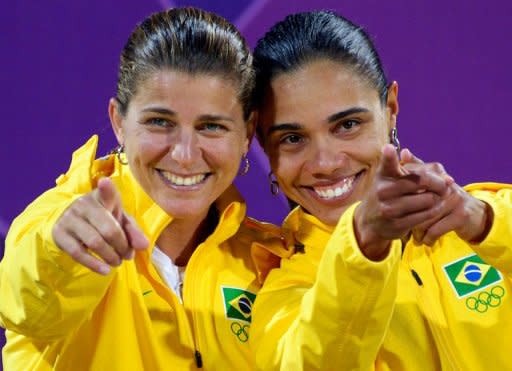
443,254,502,298
221,287,256,323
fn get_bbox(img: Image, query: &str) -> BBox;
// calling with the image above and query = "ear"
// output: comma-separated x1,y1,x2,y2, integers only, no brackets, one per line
244,110,258,153
108,98,124,145
386,81,399,131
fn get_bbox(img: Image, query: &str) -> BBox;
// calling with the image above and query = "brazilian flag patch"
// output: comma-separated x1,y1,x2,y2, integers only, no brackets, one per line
221,286,256,323
443,254,502,298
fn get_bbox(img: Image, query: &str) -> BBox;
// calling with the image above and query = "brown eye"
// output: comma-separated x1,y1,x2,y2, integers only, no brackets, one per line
334,119,362,134
280,134,303,145
341,120,359,130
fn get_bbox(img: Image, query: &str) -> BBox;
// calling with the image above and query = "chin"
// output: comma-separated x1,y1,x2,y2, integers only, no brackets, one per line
317,205,349,227
160,199,211,220
320,214,342,227
299,204,340,227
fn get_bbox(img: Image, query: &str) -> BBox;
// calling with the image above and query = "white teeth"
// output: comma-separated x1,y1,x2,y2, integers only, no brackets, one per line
160,171,206,186
313,176,355,200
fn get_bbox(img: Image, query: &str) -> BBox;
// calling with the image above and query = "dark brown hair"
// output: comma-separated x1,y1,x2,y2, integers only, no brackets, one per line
116,7,255,120
254,10,389,138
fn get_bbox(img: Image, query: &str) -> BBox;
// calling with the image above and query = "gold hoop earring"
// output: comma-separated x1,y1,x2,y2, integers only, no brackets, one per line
239,154,250,176
268,171,279,195
111,144,128,165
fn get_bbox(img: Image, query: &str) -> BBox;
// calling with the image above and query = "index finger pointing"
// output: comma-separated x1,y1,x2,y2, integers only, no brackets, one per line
95,177,123,221
379,144,407,179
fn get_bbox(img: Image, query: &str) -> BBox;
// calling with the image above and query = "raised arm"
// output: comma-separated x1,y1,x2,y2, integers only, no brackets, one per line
395,147,512,275
0,138,147,340
250,146,452,370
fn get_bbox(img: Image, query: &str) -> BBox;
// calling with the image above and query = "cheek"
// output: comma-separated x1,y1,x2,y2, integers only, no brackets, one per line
360,137,387,188
126,132,168,165
274,155,301,188
206,136,245,170
361,124,389,162
366,142,385,164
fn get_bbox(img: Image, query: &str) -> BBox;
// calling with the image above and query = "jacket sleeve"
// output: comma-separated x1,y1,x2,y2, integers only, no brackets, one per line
250,203,401,371
466,184,512,276
0,136,115,340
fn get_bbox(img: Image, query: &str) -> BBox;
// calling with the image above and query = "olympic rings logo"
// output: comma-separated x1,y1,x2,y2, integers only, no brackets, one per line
465,286,505,313
231,321,250,343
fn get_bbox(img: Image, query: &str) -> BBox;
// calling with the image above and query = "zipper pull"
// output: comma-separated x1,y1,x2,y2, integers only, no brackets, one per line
411,269,423,286
195,350,203,368
294,242,305,254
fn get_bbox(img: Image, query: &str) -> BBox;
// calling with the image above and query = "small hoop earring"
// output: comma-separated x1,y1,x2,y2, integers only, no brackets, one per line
239,154,250,176
390,127,401,153
111,144,128,165
268,171,279,195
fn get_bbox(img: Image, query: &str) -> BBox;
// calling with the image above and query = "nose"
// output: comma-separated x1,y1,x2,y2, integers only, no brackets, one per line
304,138,348,177
170,128,200,168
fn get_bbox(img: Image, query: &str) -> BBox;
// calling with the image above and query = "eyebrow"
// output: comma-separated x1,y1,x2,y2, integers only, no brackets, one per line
198,114,235,123
141,107,176,115
266,107,370,136
267,123,302,136
141,107,234,122
326,107,370,123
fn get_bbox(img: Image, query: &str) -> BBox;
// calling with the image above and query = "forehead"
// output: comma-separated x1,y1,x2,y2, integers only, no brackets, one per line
135,69,239,99
130,69,241,113
263,59,380,123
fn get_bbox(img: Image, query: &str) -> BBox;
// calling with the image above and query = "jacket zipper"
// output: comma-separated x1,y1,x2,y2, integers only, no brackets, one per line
184,241,210,369
407,263,462,370
410,269,423,286
194,351,203,368
145,216,206,368
142,244,203,368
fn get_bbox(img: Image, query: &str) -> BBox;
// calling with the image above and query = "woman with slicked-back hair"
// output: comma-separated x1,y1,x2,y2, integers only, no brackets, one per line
250,10,512,370
0,8,288,370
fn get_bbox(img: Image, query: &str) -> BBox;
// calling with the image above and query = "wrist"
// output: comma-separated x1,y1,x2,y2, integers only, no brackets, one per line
469,201,494,244
353,208,391,261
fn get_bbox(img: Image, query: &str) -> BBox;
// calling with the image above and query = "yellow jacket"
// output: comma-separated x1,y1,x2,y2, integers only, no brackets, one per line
0,136,288,371
251,183,512,371
251,204,402,370
378,183,512,370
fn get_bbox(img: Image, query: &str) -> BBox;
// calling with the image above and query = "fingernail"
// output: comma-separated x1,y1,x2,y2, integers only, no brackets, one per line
99,265,111,275
138,237,150,250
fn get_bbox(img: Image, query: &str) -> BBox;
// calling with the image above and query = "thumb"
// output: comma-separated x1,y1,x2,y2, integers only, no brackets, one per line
96,177,123,221
121,214,149,250
400,148,424,165
379,144,406,178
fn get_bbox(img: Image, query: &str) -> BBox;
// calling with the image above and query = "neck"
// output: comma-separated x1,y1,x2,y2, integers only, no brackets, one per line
156,207,218,266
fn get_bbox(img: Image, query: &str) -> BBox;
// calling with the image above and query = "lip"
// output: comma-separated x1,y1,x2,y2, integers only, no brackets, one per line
302,170,364,204
156,169,211,190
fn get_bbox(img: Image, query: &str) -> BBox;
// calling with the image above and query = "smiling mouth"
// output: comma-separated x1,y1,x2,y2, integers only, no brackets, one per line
309,171,364,200
157,170,209,187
